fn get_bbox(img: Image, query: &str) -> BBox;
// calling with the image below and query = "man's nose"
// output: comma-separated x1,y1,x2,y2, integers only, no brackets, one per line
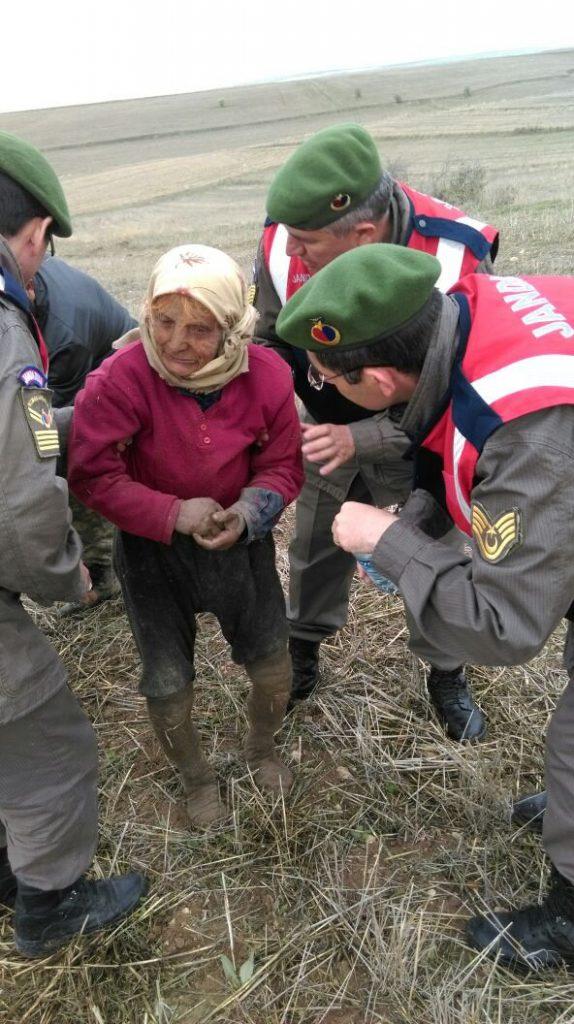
286,234,303,257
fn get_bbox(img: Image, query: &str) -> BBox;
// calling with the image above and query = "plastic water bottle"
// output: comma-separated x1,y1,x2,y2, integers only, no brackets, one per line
354,554,399,596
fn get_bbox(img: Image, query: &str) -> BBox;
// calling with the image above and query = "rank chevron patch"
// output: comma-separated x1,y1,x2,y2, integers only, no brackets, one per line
471,501,522,564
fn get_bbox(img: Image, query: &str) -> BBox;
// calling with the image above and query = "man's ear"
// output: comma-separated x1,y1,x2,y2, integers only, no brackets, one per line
353,221,380,247
30,216,53,255
12,216,52,284
363,365,397,397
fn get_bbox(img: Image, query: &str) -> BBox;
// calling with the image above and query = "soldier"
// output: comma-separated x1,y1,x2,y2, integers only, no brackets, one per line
275,243,574,970
30,256,137,609
254,123,498,741
0,130,146,958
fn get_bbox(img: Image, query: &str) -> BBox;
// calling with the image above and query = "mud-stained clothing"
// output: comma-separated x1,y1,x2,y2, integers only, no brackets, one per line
69,331,303,701
69,341,303,543
115,531,288,697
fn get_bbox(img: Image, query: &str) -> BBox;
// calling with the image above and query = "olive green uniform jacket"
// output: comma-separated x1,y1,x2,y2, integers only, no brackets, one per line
371,294,574,882
0,236,84,724
372,294,574,669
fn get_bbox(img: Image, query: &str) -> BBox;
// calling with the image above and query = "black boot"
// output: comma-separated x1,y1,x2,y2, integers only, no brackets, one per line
511,790,546,834
427,666,487,742
14,872,148,958
0,847,17,909
288,637,321,711
466,867,574,971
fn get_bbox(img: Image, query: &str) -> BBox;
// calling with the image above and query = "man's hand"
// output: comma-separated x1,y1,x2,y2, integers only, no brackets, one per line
332,501,398,554
193,505,246,551
175,498,224,538
301,422,355,475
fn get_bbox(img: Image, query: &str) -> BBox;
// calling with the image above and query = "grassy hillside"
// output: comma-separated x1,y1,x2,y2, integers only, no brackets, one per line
1,49,574,1024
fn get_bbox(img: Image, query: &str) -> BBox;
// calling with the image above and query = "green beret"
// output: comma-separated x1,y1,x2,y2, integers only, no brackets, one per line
0,131,72,237
267,123,382,230
276,245,441,352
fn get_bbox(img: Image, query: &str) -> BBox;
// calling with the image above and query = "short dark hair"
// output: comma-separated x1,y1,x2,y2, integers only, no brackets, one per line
316,289,443,380
0,170,50,238
326,172,394,237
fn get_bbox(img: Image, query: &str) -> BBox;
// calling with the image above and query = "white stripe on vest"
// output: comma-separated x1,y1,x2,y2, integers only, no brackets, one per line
453,354,574,524
270,212,489,302
435,216,487,292
269,224,290,306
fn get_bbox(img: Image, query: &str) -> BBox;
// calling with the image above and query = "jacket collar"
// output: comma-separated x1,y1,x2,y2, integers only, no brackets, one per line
0,234,25,286
399,293,460,441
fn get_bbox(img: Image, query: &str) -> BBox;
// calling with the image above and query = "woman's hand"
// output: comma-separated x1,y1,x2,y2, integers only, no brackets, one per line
175,498,224,537
193,505,246,551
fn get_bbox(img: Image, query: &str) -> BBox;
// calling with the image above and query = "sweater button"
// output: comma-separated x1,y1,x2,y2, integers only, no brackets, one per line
203,436,211,444
200,423,207,431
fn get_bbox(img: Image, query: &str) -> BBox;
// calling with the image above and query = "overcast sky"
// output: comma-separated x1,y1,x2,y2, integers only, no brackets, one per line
3,0,572,113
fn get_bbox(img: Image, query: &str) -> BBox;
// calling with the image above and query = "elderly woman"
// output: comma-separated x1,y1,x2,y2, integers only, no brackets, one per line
68,245,303,827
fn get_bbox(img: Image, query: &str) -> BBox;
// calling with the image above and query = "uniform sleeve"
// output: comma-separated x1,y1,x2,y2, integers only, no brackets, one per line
68,371,180,544
371,407,574,667
252,238,299,372
247,380,304,505
349,409,412,467
0,319,84,604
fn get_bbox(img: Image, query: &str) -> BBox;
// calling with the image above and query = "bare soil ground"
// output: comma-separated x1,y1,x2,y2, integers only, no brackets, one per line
1,48,574,1023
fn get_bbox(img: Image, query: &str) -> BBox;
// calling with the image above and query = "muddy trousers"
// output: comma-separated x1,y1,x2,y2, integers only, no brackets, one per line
0,686,98,889
543,622,574,883
146,685,224,826
146,648,293,813
244,648,293,790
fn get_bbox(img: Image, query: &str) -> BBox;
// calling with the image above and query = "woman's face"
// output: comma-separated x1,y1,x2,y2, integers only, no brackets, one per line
150,295,222,378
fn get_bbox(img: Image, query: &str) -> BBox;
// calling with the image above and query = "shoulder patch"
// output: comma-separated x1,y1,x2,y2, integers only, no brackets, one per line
472,501,522,564
17,365,48,389
20,388,60,459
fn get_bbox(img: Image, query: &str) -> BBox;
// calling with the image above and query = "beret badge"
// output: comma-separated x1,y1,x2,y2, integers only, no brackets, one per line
310,318,341,346
329,192,351,212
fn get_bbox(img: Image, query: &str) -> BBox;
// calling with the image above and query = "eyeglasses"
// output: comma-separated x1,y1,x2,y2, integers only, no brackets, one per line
307,361,362,391
46,231,55,257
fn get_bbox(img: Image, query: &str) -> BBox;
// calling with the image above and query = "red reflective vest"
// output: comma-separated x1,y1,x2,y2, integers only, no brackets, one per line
400,183,498,290
421,274,574,535
261,182,499,304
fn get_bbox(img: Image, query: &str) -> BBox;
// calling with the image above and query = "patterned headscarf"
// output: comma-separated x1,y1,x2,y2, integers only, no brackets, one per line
120,244,258,393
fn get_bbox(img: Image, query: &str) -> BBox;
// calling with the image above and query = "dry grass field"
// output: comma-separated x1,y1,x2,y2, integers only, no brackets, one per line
1,48,574,1024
